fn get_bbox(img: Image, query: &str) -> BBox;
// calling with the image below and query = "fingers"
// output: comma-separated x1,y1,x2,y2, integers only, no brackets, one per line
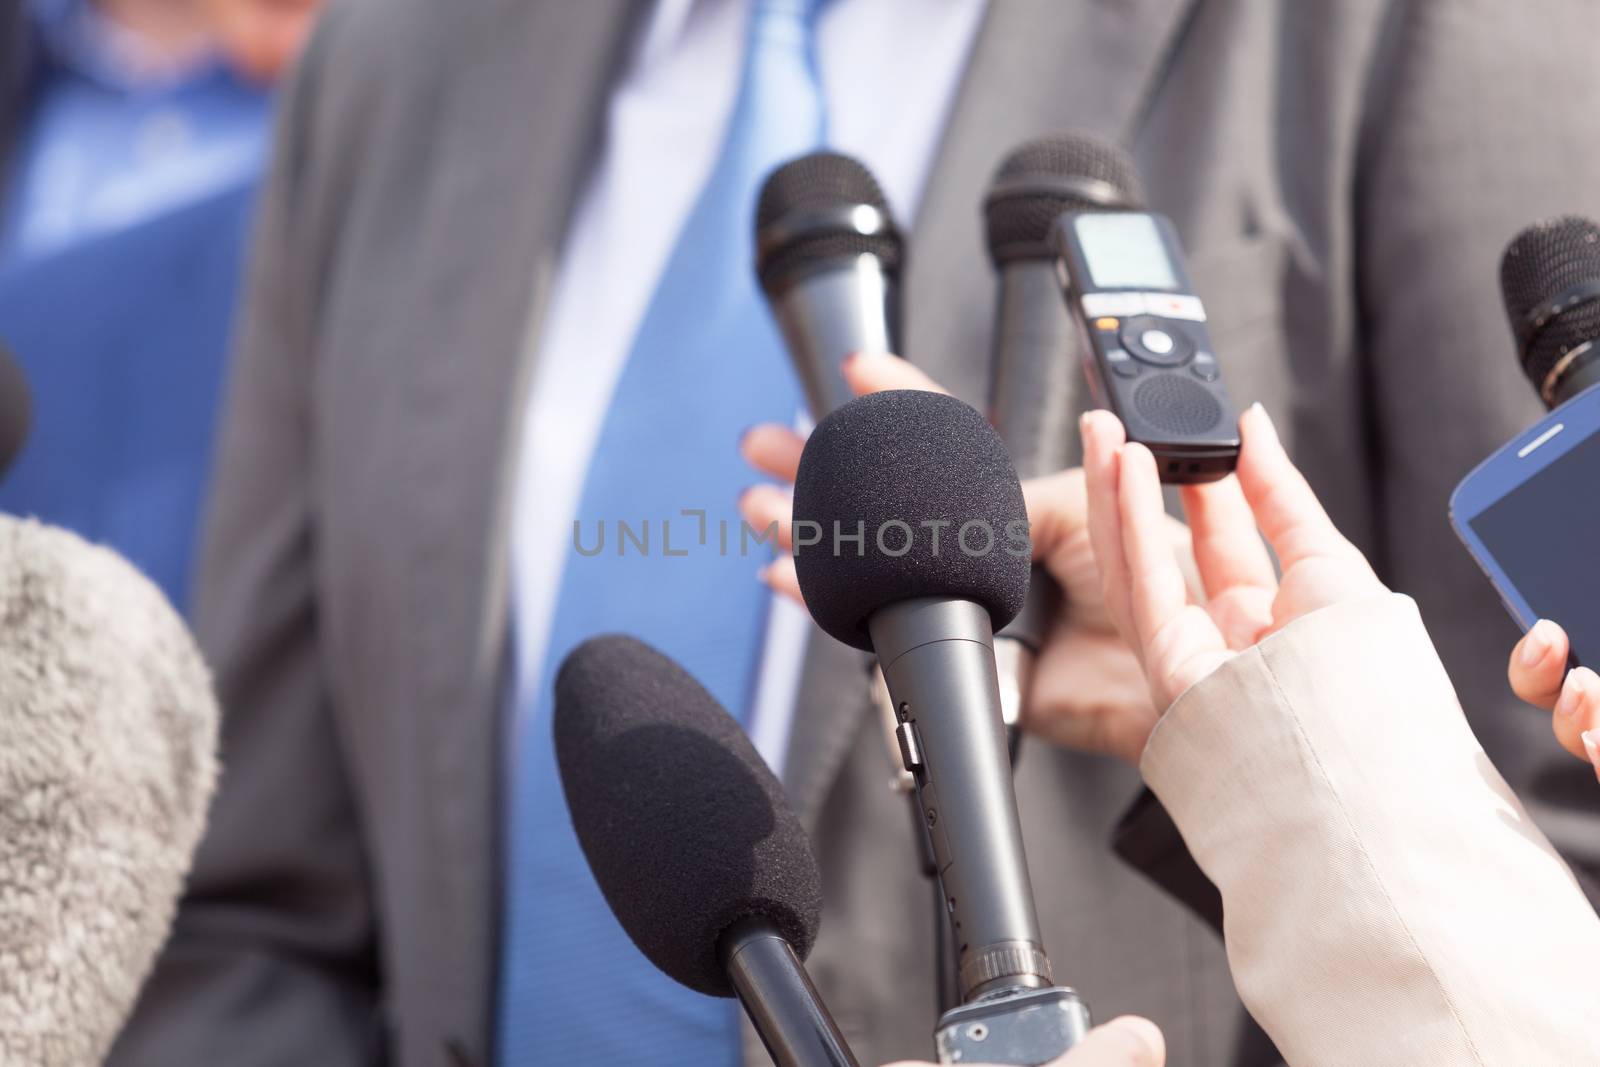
1178,476,1276,599
738,484,792,551
1508,619,1570,710
841,351,949,396
741,424,806,484
1118,444,1193,648
1056,1016,1166,1067
1234,403,1369,577
1550,665,1600,764
1080,411,1133,641
758,556,802,603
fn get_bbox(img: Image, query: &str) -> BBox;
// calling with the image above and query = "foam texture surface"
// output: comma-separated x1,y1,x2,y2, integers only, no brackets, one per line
792,390,1030,650
554,635,823,997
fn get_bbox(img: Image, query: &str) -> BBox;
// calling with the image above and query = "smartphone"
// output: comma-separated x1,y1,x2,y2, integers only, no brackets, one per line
1450,382,1600,666
1052,211,1240,483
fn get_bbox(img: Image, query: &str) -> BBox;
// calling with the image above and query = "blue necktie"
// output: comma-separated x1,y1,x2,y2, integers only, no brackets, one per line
497,4,825,1064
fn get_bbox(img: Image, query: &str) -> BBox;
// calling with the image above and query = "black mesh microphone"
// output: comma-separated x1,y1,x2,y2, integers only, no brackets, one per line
0,339,33,477
793,390,1091,1061
1500,215,1600,408
982,133,1144,750
554,635,858,1067
755,152,902,418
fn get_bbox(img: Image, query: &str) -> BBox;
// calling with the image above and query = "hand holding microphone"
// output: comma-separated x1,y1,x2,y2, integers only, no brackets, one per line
741,352,1193,765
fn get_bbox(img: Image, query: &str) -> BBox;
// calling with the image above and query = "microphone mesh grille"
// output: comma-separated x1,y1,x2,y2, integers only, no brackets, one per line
1500,215,1600,390
984,133,1146,265
755,152,902,290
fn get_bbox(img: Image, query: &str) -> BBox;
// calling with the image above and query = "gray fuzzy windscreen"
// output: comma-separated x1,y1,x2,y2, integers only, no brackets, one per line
553,635,823,997
791,390,1031,651
0,517,219,1066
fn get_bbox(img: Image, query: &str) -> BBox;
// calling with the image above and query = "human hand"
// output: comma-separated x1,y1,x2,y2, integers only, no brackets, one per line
201,0,322,83
1080,403,1387,713
739,353,1193,765
880,1015,1164,1067
1507,620,1600,783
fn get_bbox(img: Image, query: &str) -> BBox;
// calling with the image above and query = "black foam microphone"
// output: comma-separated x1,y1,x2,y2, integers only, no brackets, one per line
982,134,1145,745
755,151,902,418
1500,215,1600,409
793,390,1090,1063
0,339,33,476
554,635,858,1067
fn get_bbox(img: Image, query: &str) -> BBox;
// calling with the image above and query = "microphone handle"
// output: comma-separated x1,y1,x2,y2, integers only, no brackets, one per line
989,258,1082,762
869,597,1052,1001
769,254,900,418
720,919,861,1067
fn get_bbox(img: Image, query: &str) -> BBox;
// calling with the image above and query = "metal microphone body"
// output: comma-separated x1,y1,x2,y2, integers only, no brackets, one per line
869,597,1049,997
721,920,861,1067
793,391,1095,1063
767,253,899,416
755,154,903,417
987,258,1076,740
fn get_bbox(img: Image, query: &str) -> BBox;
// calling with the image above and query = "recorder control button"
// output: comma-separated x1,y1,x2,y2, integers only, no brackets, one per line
1140,329,1176,355
1121,315,1192,366
1191,352,1220,382
1106,349,1141,378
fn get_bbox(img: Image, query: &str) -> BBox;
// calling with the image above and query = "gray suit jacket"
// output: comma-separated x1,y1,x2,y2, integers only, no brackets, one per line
106,1,1600,1065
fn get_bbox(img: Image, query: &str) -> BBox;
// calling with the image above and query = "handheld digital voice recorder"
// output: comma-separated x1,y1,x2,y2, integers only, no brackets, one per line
1053,211,1240,483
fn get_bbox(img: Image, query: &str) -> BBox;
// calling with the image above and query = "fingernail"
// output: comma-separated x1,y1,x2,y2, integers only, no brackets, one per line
1584,730,1599,766
1521,621,1554,667
1556,674,1582,718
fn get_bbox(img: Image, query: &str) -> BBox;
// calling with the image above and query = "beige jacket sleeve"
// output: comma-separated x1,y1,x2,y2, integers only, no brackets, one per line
1141,594,1600,1066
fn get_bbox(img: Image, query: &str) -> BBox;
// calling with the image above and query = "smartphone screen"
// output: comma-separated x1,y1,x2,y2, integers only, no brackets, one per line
1468,427,1600,665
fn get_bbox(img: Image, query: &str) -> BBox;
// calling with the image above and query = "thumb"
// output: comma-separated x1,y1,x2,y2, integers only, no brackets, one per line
1053,1016,1166,1067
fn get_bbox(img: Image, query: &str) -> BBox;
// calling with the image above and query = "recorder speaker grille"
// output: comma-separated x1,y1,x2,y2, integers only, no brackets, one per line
1132,374,1223,436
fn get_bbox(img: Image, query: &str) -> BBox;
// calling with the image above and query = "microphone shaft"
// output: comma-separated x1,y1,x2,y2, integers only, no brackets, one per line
869,597,1050,1000
721,920,861,1067
770,254,899,418
989,258,1079,747
990,260,1080,478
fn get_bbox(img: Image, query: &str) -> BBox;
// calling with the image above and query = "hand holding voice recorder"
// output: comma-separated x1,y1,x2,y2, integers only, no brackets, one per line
1053,211,1240,483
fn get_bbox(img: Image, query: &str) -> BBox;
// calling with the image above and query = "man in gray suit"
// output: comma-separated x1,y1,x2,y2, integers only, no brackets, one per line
100,1,1600,1065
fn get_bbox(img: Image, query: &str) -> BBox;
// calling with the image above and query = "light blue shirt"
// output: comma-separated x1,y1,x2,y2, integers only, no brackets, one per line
0,0,270,266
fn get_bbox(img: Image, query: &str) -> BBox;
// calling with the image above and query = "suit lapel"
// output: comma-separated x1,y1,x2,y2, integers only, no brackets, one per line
389,0,646,1056
782,0,1197,845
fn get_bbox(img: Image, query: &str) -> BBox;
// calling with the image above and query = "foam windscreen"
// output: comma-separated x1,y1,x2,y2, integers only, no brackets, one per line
553,635,822,997
1500,215,1600,391
984,133,1145,266
755,151,902,292
792,390,1030,650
